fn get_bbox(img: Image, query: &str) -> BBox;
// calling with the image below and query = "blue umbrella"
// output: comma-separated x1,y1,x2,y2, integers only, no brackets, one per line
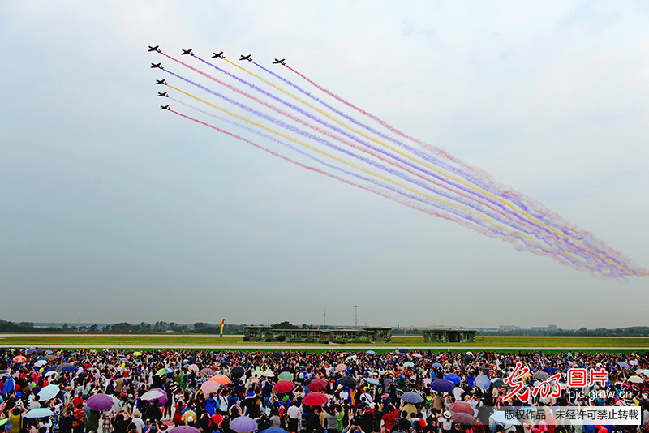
431,379,455,393
444,374,461,385
618,362,630,370
2,378,15,396
366,350,376,355
432,363,443,369
260,429,288,433
398,349,408,354
475,375,491,390
366,378,380,386
61,365,79,373
230,416,258,432
401,392,424,403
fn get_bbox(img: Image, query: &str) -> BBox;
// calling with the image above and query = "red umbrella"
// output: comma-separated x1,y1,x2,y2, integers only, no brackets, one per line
302,392,329,406
307,379,328,392
450,401,474,415
273,380,294,393
451,412,476,424
13,355,27,363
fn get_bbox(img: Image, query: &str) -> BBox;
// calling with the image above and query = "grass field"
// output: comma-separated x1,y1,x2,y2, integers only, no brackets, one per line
1,334,649,349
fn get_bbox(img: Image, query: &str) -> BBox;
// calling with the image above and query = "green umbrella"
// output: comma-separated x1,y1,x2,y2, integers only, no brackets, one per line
278,372,293,381
156,368,168,376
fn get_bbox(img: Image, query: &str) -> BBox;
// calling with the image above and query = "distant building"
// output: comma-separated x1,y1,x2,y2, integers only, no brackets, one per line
422,329,476,343
243,326,391,343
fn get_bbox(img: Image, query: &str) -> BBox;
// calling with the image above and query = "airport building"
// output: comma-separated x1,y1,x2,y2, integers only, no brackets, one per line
243,326,392,343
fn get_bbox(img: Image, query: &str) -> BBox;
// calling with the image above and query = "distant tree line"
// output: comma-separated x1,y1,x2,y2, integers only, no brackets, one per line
2,319,649,337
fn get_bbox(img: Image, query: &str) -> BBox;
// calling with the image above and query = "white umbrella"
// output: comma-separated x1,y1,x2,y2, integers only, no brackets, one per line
34,360,47,368
140,389,165,401
38,384,60,401
490,411,521,425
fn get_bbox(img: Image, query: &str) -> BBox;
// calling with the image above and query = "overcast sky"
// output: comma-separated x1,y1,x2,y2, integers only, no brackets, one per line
1,1,648,329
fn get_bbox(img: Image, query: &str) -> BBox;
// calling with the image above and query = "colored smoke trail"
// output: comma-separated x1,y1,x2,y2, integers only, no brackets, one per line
152,50,647,278
171,54,576,256
166,106,585,273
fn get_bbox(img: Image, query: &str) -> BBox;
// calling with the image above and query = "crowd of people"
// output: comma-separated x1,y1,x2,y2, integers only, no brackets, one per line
1,348,648,433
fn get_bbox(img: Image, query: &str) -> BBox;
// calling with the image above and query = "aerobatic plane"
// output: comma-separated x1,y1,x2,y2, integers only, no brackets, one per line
160,105,169,110
212,51,225,59
239,54,252,62
182,48,194,56
147,45,160,52
158,92,168,97
273,58,286,65
156,79,166,85
150,62,163,69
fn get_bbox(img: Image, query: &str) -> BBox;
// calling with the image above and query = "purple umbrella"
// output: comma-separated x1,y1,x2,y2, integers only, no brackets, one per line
169,427,200,433
230,416,258,432
87,394,114,411
431,379,455,393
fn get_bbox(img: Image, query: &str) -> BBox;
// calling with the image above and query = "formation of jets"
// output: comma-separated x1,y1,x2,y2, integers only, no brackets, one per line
149,46,287,113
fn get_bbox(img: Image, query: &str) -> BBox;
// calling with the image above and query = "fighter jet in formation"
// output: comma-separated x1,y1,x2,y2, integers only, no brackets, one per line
182,48,194,56
212,51,225,59
156,79,166,85
158,92,168,97
150,62,163,69
239,54,252,62
160,105,169,110
147,45,160,52
273,58,286,65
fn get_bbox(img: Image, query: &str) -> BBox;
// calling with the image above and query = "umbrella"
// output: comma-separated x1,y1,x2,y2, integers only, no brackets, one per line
303,392,329,406
432,363,443,369
24,408,54,419
262,370,275,377
34,360,47,368
366,378,380,386
260,428,288,433
230,416,258,432
277,372,293,381
44,370,58,378
335,363,347,372
0,419,7,428
490,411,521,425
628,375,643,384
450,413,475,424
169,427,201,433
271,352,284,358
209,375,232,385
345,355,357,361
492,378,506,388
618,362,630,369
307,379,328,392
366,350,376,355
412,353,423,359
188,364,199,373
450,401,474,415
401,392,423,403
338,376,356,387
133,351,142,356
533,371,549,380
630,360,639,366
87,394,115,411
156,368,168,376
475,375,491,390
61,365,78,373
398,349,408,354
201,381,221,395
444,374,461,385
13,355,27,363
141,388,168,406
273,381,294,393
230,366,245,378
464,355,475,362
200,367,214,375
643,369,649,376
431,379,455,393
38,384,60,401
37,357,49,362
403,362,415,368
